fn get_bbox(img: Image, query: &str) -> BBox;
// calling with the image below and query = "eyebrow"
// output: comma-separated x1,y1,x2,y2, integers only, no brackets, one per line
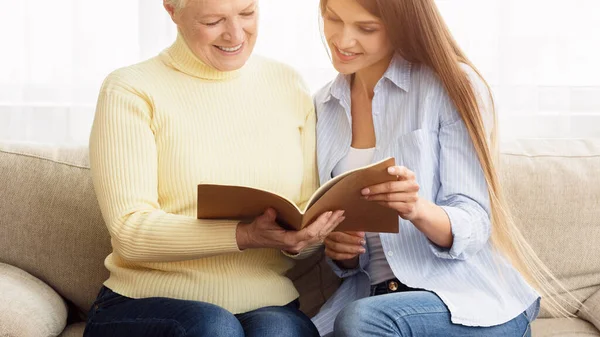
326,6,381,25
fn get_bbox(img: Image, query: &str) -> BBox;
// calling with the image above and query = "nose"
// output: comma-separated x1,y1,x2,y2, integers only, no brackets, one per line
222,18,244,44
337,26,357,49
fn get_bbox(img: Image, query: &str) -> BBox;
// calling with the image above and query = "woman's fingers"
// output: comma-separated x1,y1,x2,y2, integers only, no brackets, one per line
361,180,420,196
374,201,416,215
327,231,365,246
324,237,365,255
323,210,346,234
387,166,415,180
363,192,418,202
295,210,345,245
324,231,366,261
325,247,361,261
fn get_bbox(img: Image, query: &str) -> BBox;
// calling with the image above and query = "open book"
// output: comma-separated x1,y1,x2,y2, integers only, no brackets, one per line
197,157,399,233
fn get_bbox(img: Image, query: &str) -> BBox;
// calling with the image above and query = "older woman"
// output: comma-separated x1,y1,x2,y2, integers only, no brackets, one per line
82,0,345,336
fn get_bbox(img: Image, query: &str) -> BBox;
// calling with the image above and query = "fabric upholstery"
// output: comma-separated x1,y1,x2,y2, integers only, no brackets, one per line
532,318,600,337
499,139,600,318
0,143,111,313
580,288,600,331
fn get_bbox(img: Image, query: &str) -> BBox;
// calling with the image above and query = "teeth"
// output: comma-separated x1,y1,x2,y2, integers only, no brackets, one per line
338,48,357,56
217,44,243,52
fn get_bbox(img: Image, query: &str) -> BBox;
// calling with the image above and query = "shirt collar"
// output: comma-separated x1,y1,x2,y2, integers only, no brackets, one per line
324,73,350,103
384,53,412,92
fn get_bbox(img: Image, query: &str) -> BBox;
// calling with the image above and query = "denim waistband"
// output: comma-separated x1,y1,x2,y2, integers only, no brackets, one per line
370,278,420,297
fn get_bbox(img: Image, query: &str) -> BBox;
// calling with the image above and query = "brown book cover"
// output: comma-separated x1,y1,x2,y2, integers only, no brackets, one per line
197,157,399,233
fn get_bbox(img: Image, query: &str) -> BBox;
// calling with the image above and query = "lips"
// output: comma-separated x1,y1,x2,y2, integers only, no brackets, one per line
216,44,243,52
334,46,362,62
338,48,358,57
213,41,246,56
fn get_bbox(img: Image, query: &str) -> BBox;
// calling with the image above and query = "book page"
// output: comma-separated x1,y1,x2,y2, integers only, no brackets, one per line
303,157,395,211
197,184,304,230
301,157,400,233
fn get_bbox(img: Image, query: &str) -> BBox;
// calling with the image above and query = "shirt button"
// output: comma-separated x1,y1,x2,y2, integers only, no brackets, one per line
387,251,394,257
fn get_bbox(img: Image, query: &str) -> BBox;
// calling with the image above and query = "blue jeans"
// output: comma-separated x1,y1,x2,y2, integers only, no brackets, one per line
333,291,532,337
83,286,320,337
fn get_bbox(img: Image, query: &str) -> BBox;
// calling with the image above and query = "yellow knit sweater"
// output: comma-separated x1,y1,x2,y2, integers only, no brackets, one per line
89,33,319,314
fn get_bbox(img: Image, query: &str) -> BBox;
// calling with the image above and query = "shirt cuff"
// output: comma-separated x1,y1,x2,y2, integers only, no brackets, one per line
428,206,474,259
326,249,370,279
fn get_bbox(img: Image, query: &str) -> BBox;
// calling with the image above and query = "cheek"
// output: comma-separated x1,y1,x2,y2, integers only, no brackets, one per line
243,18,259,35
362,34,391,56
190,27,222,47
322,22,339,42
377,31,394,53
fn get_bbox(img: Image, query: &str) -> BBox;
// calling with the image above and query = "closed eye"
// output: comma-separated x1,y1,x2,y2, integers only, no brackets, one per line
204,18,224,26
359,26,377,33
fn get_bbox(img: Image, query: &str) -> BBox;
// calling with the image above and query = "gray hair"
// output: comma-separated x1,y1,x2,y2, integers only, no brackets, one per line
165,0,188,10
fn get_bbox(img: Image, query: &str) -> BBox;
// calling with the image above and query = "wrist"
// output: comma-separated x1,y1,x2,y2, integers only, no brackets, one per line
236,222,251,250
410,198,428,224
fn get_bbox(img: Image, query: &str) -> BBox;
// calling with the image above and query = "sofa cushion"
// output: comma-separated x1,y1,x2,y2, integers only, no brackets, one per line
0,263,68,337
287,248,342,317
58,323,86,337
499,139,600,318
532,318,600,337
579,288,600,332
0,142,111,313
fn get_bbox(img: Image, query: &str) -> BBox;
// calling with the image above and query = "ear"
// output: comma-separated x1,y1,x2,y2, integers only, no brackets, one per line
163,0,178,23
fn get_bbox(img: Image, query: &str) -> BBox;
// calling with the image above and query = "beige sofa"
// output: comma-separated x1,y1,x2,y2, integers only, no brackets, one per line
1,139,599,337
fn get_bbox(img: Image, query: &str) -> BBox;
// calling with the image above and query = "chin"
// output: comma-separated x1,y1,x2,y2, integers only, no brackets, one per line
333,61,360,75
216,56,250,72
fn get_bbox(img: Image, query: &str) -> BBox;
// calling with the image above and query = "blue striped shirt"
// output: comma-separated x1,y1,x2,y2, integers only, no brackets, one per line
311,54,540,336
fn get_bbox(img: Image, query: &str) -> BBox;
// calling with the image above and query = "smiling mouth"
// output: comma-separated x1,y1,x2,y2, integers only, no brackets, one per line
337,47,360,56
215,43,244,52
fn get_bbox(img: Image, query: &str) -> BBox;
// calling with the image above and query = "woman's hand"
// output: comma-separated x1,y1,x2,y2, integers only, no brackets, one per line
236,208,345,254
361,166,422,221
324,231,366,269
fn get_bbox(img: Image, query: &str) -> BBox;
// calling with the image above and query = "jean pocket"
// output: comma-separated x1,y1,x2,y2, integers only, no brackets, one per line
521,323,531,337
521,313,532,337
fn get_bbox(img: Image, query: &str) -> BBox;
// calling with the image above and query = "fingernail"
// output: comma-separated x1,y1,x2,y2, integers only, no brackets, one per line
327,211,333,217
360,240,366,245
359,232,365,237
361,188,370,195
359,248,366,253
388,167,395,174
340,210,346,216
339,216,346,222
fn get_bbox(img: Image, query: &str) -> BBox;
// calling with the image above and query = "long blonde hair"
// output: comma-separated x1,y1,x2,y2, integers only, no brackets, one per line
320,0,580,316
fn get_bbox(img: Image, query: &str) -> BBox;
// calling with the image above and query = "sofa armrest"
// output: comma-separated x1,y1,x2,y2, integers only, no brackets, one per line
0,263,68,337
579,288,600,332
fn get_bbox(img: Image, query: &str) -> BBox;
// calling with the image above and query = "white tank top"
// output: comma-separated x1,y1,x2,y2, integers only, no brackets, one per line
332,147,396,285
